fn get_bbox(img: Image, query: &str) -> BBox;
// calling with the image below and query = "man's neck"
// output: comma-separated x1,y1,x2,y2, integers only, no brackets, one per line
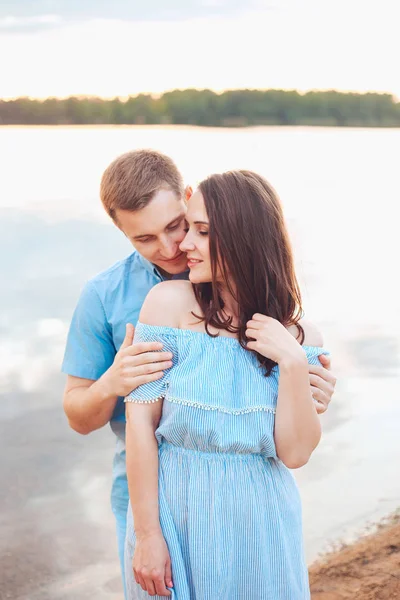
157,267,173,280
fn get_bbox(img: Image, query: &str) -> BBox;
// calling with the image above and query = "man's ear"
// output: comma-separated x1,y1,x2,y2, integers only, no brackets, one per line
184,185,193,201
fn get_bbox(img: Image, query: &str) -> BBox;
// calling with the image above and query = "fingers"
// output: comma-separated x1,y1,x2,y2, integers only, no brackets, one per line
245,327,259,338
309,373,333,396
123,341,164,355
165,559,173,591
146,578,157,596
134,569,156,596
311,385,328,414
318,354,331,370
121,358,173,391
124,360,173,377
252,313,269,322
154,571,171,596
315,401,327,415
308,363,337,387
120,323,135,349
120,352,173,393
135,351,173,364
246,341,258,352
126,371,165,391
135,571,147,592
137,572,170,597
313,399,327,414
309,373,334,409
246,320,263,330
122,351,173,370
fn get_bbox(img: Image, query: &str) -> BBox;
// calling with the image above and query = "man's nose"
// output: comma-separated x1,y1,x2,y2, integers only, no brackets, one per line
161,238,179,259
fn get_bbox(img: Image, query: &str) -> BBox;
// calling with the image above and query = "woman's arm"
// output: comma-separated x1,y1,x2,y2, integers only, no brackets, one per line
126,401,163,539
273,354,321,468
246,314,322,469
124,280,194,596
126,401,173,596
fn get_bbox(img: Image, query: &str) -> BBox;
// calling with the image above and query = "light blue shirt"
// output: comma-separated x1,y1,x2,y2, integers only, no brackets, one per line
62,251,188,513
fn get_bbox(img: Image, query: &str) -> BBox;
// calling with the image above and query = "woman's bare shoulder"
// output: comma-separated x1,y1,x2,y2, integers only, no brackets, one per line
287,318,323,346
299,318,324,347
139,280,195,328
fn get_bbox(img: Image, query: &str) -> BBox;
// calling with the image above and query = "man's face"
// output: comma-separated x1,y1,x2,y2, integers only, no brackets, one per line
115,189,189,276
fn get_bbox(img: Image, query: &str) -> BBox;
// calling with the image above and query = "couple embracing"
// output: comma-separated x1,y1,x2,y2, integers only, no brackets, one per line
63,150,336,599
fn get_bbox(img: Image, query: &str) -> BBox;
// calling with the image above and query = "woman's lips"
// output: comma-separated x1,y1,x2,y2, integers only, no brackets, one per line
187,258,203,268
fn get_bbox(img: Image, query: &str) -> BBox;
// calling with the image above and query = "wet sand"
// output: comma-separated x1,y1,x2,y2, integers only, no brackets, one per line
310,512,400,599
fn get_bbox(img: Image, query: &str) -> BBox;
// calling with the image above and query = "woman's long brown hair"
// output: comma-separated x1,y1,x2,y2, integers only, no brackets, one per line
193,170,304,376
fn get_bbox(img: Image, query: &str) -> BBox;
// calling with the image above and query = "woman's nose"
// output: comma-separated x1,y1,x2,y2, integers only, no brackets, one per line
179,232,195,253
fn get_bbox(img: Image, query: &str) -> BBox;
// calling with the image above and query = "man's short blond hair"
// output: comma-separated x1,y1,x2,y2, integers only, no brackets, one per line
100,149,184,220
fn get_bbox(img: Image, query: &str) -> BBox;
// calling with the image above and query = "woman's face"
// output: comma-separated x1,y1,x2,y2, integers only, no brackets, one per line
179,190,215,284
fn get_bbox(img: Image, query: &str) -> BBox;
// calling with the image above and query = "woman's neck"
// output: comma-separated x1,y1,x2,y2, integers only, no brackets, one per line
218,284,240,326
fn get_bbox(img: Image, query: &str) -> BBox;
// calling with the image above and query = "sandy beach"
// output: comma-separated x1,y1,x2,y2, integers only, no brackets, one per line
310,512,400,599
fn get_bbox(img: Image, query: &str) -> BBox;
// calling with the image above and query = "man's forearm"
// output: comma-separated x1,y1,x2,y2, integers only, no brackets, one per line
63,375,119,435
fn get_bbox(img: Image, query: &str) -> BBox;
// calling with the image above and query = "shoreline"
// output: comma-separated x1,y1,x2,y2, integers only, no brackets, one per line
309,510,400,599
2,124,400,130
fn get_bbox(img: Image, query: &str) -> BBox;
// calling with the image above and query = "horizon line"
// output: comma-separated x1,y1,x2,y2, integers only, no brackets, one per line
1,86,399,103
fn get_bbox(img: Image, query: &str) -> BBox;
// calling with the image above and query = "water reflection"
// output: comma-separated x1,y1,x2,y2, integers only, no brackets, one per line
1,210,129,598
0,381,121,599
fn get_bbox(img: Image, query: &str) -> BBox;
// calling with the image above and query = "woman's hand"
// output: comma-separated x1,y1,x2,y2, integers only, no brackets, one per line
133,532,173,597
246,314,306,366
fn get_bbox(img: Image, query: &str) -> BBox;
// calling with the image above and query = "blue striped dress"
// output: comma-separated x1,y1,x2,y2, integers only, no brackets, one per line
124,322,328,600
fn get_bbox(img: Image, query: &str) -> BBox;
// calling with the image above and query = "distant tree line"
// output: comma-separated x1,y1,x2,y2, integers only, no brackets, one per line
1,89,400,127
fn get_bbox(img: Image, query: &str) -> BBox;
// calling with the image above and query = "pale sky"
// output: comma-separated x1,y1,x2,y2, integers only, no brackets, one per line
1,0,399,99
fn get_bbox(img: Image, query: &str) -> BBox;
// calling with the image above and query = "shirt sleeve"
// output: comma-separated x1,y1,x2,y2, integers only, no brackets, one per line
61,280,116,380
125,323,177,403
304,346,330,365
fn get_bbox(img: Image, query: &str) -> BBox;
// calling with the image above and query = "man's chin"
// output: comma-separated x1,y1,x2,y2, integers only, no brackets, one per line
159,258,188,276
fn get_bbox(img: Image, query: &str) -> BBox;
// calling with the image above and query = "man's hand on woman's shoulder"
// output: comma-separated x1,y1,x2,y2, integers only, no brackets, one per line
299,318,336,415
100,323,174,398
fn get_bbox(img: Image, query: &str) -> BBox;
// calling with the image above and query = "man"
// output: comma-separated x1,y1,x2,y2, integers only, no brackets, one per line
62,149,336,595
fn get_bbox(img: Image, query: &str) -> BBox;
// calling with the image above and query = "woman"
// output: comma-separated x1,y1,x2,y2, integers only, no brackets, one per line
124,170,328,599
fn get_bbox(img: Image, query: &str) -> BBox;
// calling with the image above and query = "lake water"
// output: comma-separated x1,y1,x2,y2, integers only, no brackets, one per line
1,125,399,599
